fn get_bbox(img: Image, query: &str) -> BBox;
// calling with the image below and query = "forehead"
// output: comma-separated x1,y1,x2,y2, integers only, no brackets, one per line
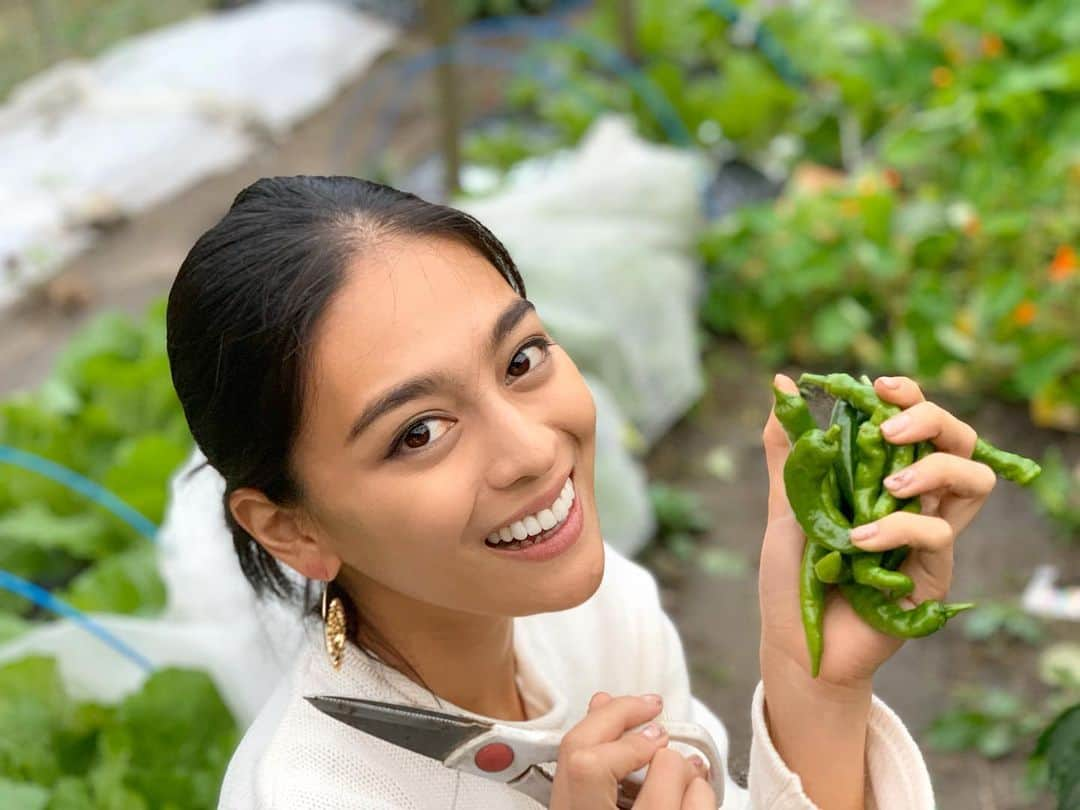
309,236,520,409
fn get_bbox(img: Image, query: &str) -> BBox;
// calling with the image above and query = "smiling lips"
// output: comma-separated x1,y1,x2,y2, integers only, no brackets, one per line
486,476,575,546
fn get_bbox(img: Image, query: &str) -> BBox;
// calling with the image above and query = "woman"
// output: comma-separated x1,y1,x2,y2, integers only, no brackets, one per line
166,175,996,809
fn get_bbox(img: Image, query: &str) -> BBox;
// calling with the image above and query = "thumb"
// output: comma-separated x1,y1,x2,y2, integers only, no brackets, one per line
764,373,799,521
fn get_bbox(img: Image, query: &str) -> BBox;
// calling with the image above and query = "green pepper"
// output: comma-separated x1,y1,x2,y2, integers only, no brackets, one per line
872,440,916,520
839,583,975,638
851,552,914,597
972,437,1042,485
880,546,910,570
829,397,860,522
799,372,901,422
813,549,851,583
800,540,828,677
772,384,818,444
783,425,855,553
853,421,887,526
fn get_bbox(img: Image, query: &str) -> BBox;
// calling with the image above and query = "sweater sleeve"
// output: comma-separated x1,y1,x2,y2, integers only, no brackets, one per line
747,680,935,809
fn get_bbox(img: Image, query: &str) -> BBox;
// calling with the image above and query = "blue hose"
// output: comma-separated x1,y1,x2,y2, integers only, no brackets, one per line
0,569,156,672
0,445,159,542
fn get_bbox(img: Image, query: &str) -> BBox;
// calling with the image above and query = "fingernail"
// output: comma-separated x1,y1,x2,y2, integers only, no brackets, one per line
850,522,879,542
880,413,909,436
642,693,663,706
641,723,664,739
883,470,912,490
879,376,901,389
690,755,706,770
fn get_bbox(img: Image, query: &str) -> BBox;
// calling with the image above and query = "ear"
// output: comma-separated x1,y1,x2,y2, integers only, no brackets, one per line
228,487,342,582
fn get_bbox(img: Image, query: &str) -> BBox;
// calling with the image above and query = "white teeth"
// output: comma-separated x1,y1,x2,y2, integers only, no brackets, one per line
537,509,557,531
487,475,576,545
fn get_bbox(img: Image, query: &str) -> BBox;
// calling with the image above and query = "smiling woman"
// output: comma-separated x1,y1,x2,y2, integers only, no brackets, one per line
165,175,941,810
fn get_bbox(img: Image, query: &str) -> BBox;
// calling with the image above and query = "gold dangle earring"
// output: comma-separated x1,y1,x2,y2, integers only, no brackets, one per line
322,581,346,670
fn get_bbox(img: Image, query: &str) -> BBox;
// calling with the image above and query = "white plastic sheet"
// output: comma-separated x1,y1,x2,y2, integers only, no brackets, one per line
459,115,709,447
0,0,398,312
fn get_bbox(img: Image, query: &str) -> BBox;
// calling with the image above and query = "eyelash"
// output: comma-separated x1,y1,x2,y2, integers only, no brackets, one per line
387,337,558,458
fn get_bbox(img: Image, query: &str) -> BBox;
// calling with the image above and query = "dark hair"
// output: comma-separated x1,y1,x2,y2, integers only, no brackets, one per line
165,175,527,687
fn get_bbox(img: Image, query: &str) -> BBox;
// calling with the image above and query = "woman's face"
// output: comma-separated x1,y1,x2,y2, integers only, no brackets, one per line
289,236,605,617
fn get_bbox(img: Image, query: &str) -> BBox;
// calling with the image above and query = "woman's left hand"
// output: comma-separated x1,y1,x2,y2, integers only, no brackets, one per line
758,373,998,686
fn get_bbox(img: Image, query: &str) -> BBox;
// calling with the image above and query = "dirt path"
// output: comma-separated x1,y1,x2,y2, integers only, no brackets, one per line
642,337,1079,809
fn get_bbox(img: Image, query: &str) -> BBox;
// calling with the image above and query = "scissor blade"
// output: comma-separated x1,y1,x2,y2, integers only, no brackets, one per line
305,695,493,762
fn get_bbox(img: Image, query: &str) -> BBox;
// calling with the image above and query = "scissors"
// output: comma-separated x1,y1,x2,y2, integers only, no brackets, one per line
305,694,725,808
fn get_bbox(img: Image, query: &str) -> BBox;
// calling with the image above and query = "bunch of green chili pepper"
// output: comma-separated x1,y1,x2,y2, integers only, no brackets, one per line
772,371,1043,678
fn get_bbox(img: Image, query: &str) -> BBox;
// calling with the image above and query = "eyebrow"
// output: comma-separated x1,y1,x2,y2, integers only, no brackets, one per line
344,298,537,445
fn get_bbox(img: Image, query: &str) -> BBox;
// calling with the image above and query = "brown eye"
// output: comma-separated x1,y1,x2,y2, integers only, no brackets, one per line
391,416,452,456
508,341,549,378
403,422,430,448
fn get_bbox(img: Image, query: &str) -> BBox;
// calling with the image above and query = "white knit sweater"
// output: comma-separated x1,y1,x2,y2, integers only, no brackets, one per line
217,541,935,809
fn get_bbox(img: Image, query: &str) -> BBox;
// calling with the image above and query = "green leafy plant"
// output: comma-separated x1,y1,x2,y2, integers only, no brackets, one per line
647,482,712,560
927,686,1048,759
1028,702,1080,810
0,298,192,630
1031,446,1080,540
0,655,238,809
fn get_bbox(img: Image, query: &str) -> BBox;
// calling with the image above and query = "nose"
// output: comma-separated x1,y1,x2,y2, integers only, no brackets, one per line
482,395,560,491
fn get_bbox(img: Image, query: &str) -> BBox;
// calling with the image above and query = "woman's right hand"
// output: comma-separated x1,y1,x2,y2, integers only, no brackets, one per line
548,692,716,809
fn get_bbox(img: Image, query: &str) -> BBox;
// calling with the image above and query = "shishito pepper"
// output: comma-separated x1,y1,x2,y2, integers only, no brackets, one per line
772,384,830,677
830,397,861,521
783,424,855,553
799,372,901,422
800,541,829,677
972,437,1041,484
772,383,818,443
781,372,1044,675
839,583,974,638
851,552,914,597
813,550,850,583
853,421,887,525
800,372,1043,486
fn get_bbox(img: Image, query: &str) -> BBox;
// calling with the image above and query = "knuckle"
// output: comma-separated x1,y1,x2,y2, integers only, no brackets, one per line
931,517,954,549
564,748,601,780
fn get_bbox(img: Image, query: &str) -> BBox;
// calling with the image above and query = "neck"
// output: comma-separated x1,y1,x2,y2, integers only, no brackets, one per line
338,569,528,721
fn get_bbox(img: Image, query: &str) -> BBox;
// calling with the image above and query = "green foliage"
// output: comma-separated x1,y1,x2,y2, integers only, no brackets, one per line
1030,702,1080,810
1032,446,1080,540
0,297,190,629
647,482,712,560
962,601,1045,645
0,656,238,810
927,686,1048,759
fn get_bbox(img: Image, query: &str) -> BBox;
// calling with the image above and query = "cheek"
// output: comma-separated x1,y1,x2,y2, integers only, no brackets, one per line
354,472,475,556
552,356,597,442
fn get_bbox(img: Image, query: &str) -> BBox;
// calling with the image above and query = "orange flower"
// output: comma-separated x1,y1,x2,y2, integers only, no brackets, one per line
856,174,880,195
883,168,902,190
1049,245,1078,281
932,66,954,88
1012,300,1036,326
839,198,862,218
963,215,982,237
981,33,1004,58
